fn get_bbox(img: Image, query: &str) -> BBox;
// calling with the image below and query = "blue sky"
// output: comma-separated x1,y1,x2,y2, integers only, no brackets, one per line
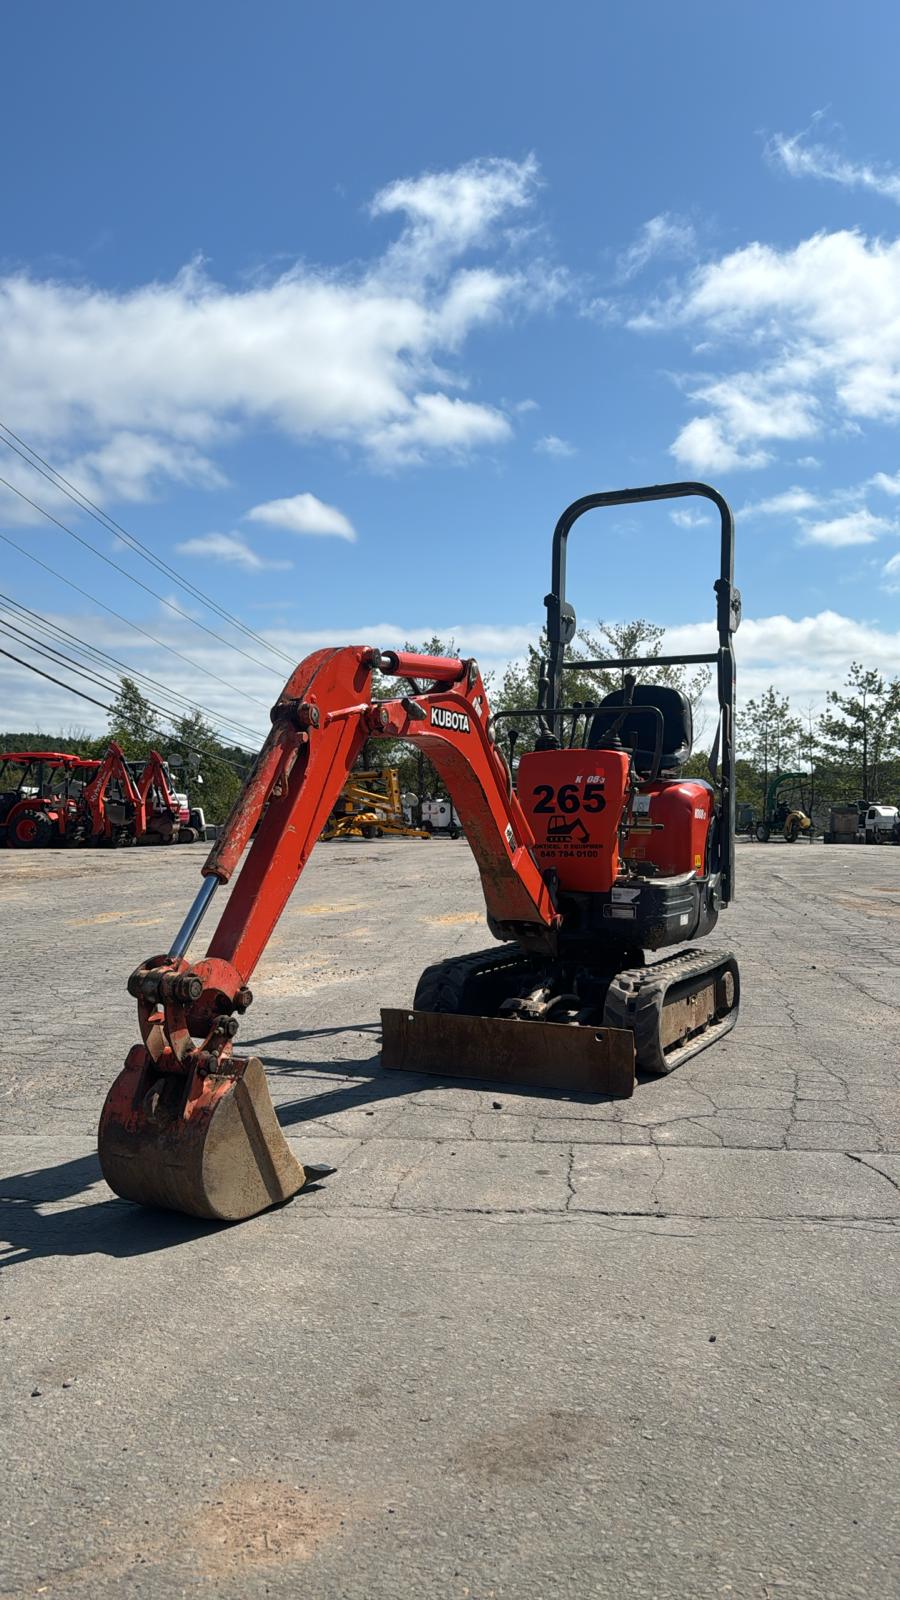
3,1,900,742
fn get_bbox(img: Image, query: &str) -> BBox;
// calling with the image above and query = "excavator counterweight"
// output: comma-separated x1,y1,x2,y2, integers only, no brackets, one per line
98,482,741,1222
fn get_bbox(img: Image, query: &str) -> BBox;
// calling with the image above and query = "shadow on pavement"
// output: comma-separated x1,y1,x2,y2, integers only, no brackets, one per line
3,1043,625,1268
0,1153,223,1271
241,1021,382,1048
269,1050,623,1127
272,1054,414,1127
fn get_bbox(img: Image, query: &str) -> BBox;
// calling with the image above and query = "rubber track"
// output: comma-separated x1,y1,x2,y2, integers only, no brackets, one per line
602,946,739,1076
413,946,533,1014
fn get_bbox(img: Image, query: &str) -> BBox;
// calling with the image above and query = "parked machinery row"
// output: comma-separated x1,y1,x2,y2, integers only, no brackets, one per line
0,744,205,848
824,801,900,844
736,774,900,845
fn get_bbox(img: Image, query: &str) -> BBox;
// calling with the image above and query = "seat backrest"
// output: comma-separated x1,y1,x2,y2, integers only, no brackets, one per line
587,684,693,774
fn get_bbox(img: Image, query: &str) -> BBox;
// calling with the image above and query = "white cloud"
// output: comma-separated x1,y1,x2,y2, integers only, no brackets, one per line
617,213,697,281
795,455,821,468
882,553,900,591
670,416,770,473
175,532,292,571
514,398,540,414
534,433,576,458
158,592,202,621
636,230,900,468
664,609,900,719
767,128,900,205
0,155,555,498
64,432,227,504
670,507,711,527
870,469,900,496
7,603,900,741
371,155,540,282
247,493,356,541
741,487,822,518
363,392,511,465
799,509,893,547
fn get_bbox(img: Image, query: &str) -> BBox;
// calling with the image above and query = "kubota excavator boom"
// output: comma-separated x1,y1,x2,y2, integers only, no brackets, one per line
99,481,740,1224
99,643,557,1219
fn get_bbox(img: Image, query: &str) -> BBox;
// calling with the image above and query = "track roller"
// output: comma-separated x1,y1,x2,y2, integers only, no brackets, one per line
602,947,739,1074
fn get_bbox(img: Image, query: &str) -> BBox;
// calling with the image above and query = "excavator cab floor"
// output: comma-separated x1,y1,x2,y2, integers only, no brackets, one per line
381,1008,636,1097
99,1049,317,1221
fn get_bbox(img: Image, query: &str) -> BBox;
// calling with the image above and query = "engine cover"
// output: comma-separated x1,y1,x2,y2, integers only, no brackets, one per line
622,779,714,877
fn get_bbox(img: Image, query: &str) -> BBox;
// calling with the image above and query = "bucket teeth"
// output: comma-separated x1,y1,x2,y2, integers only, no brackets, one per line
98,1049,311,1221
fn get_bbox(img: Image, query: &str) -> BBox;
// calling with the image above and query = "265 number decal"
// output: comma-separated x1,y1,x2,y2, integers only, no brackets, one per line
531,783,605,814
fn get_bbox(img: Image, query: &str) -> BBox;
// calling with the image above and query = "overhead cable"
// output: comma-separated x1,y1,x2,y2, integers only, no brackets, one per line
0,616,258,755
0,525,275,716
0,589,265,747
0,474,283,691
0,421,299,669
0,642,252,774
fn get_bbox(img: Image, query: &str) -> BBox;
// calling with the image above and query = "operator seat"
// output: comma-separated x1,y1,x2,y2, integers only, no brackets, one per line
587,685,693,776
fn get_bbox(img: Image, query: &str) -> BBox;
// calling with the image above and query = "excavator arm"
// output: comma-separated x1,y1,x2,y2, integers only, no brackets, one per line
98,646,559,1221
136,749,178,813
199,645,556,983
83,740,145,842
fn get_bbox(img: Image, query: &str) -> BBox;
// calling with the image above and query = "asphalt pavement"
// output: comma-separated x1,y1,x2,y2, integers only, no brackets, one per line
1,836,898,1598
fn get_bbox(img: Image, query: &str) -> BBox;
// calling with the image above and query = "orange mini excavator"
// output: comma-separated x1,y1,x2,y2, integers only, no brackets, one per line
99,482,740,1222
81,744,199,846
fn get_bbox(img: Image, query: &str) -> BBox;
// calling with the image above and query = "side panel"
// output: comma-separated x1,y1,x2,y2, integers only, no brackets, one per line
623,780,714,877
518,749,629,892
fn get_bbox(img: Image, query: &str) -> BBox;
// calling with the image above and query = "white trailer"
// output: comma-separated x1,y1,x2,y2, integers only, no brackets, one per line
864,804,899,843
421,798,462,838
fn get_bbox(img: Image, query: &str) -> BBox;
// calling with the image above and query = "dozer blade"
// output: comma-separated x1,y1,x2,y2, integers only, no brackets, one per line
381,1009,635,1097
98,1047,312,1221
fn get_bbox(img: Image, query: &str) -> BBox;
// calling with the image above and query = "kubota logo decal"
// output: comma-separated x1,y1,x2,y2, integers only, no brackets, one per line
431,706,470,733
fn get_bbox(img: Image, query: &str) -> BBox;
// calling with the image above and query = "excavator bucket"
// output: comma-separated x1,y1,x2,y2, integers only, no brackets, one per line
381,1009,636,1096
98,1047,313,1221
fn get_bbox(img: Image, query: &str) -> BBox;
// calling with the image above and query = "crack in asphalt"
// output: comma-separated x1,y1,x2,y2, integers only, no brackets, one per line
845,1152,900,1193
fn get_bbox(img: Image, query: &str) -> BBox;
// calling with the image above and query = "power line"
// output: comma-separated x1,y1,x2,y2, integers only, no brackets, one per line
0,642,110,713
0,473,283,691
0,610,256,754
0,595,260,745
0,524,276,719
0,589,265,747
0,641,252,775
0,421,299,670
0,615,123,697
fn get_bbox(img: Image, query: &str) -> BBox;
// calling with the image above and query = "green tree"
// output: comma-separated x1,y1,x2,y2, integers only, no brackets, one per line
492,618,710,760
736,687,803,810
818,663,900,803
162,710,250,825
107,676,156,758
104,678,253,823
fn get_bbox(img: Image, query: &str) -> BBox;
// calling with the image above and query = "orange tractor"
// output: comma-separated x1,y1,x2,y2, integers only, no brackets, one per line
0,750,101,847
99,482,741,1223
0,743,200,847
